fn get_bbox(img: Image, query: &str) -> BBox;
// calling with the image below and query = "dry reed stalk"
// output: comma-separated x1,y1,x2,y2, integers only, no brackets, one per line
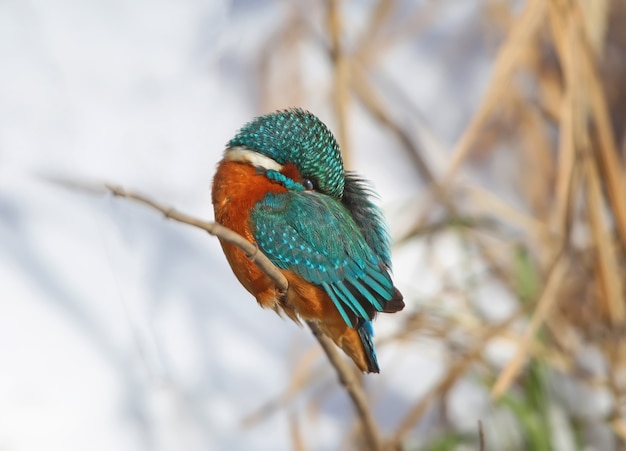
241,346,321,427
548,1,626,326
579,0,609,54
586,61,626,251
355,0,440,67
326,0,352,168
584,152,625,324
549,20,577,247
517,97,555,221
604,339,626,432
354,0,394,62
351,68,436,183
478,419,486,451
241,0,626,445
443,0,546,185
491,251,568,399
289,411,307,451
535,64,563,123
612,418,626,442
464,184,553,241
404,0,547,236
387,310,522,449
571,4,626,251
543,313,588,375
257,4,307,112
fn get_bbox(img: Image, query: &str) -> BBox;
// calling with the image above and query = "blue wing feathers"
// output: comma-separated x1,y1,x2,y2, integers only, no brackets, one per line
367,265,394,290
252,191,396,327
323,282,354,327
361,273,392,301
335,281,369,319
357,321,380,373
342,173,392,269
348,278,384,311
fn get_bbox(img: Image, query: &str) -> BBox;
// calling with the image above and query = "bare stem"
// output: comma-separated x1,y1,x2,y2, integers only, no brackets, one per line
307,321,382,451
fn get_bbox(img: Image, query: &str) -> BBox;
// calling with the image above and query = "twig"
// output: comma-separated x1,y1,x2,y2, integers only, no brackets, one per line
491,250,568,399
442,0,546,185
307,321,383,451
478,420,485,451
386,310,521,448
102,183,383,451
351,67,435,185
289,409,307,451
105,184,289,294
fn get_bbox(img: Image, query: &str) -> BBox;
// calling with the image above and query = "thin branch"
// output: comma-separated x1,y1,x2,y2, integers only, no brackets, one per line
105,183,289,295
307,321,383,451
386,310,522,448
478,420,485,451
351,64,435,185
103,183,383,451
491,249,568,399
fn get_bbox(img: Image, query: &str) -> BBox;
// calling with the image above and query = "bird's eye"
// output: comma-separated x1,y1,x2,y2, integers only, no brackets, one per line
303,178,314,190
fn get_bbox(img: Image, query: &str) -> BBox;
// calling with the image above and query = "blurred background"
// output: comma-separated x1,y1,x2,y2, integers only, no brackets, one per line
2,0,626,449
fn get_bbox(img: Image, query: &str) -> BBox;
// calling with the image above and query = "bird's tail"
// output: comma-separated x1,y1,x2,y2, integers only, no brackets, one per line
357,321,380,373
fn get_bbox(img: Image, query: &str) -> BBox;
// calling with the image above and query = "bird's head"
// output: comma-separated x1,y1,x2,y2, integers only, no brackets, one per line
224,109,345,198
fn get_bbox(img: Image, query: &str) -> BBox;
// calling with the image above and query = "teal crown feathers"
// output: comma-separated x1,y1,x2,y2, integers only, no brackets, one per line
228,109,345,199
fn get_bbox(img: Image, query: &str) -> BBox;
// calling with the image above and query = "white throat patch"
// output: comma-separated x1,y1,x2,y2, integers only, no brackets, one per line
224,147,283,172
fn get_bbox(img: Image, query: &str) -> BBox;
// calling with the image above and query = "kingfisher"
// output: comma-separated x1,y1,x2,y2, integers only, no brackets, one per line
211,109,404,373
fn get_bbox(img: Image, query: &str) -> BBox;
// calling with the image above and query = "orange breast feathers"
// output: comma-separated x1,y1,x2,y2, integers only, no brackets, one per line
211,160,284,312
211,159,373,372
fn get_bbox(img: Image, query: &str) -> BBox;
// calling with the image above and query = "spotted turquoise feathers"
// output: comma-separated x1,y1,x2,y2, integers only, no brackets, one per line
251,191,395,327
228,109,345,198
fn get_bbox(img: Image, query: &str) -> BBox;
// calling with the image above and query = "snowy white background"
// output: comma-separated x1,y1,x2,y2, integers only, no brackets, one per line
0,1,494,449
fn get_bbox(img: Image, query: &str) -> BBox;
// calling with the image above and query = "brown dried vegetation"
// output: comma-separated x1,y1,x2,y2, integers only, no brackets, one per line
247,0,626,449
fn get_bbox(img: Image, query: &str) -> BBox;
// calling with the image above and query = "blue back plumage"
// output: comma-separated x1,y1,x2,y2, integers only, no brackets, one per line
251,191,395,328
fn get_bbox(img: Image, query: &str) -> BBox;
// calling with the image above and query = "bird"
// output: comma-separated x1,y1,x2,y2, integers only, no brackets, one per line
211,108,404,373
